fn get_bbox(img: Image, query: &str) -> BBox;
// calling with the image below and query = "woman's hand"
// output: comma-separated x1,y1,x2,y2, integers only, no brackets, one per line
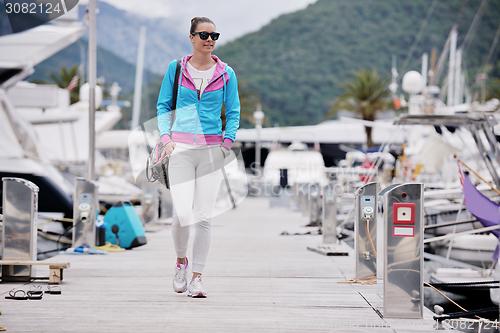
165,142,176,156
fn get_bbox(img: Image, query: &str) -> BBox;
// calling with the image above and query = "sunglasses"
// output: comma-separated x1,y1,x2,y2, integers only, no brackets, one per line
191,31,220,41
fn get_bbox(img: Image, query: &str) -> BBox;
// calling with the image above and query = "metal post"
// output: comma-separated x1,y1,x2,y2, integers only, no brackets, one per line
379,183,424,319
253,104,264,172
307,182,348,256
73,178,98,248
322,183,337,244
355,182,378,279
299,183,309,217
1,178,39,281
88,0,96,180
308,183,320,225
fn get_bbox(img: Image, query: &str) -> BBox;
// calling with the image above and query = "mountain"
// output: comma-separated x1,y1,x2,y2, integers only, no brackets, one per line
0,1,11,35
0,1,192,93
80,1,192,75
213,0,500,127
27,40,151,94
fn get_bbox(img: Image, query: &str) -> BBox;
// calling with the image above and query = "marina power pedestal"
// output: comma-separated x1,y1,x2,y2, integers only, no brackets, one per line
354,182,378,279
322,183,337,244
73,178,98,248
378,183,424,318
298,183,309,217
308,183,321,224
307,182,349,256
1,178,39,281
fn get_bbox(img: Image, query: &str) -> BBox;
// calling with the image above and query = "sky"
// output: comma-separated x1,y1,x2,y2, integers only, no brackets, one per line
89,0,318,43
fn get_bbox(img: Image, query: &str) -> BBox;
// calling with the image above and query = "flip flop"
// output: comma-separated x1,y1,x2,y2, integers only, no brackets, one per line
5,289,42,300
26,291,43,300
30,285,43,295
5,289,28,300
45,286,61,295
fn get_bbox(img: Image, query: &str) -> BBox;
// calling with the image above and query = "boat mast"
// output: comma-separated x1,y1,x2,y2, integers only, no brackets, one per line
421,52,428,88
88,0,96,180
428,48,437,86
131,26,147,130
447,29,457,107
453,49,462,106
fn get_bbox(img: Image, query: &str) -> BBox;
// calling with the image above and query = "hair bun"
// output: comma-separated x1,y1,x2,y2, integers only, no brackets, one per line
189,17,215,34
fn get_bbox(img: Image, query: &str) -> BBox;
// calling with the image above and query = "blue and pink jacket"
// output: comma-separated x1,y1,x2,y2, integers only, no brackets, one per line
157,55,240,150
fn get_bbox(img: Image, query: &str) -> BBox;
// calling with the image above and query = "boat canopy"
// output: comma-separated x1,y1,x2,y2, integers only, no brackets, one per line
0,23,84,88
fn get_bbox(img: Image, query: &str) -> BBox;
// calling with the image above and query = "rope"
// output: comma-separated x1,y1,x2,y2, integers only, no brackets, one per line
431,285,498,291
455,154,500,196
37,230,72,245
434,307,498,321
365,217,377,260
461,0,489,56
427,280,499,292
424,282,484,320
338,217,378,285
483,20,500,67
428,280,498,286
400,0,438,74
338,273,377,285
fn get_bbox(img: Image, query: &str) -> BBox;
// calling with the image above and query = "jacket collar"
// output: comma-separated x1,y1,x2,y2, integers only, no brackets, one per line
181,55,227,80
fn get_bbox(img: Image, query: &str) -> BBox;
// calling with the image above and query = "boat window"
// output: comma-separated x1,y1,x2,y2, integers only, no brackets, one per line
0,68,22,85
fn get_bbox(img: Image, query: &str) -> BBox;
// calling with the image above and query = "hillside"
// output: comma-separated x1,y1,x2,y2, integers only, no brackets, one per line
214,0,500,126
26,40,156,94
79,2,191,75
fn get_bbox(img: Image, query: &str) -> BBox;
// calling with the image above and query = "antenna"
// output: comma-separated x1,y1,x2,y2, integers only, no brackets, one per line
389,55,398,94
428,47,437,86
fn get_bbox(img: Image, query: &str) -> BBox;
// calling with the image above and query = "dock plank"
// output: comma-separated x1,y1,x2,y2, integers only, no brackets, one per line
0,197,441,332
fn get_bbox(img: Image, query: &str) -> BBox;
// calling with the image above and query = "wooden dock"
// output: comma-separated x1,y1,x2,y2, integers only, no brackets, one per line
0,197,442,332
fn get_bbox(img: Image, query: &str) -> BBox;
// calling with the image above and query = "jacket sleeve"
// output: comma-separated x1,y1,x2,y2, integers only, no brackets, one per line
157,60,178,139
222,66,241,147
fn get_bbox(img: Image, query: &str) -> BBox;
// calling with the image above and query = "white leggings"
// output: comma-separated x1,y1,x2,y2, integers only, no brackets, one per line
169,144,224,274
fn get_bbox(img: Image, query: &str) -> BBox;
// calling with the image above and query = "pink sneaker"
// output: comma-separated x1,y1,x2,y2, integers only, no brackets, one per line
188,277,207,298
173,258,189,293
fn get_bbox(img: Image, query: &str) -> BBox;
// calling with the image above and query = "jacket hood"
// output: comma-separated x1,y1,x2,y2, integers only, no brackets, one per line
181,55,227,79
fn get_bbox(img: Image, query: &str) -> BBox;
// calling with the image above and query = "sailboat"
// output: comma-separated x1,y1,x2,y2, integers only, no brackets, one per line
390,19,500,310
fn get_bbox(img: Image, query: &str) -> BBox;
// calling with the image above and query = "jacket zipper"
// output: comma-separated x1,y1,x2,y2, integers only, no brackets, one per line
182,70,226,144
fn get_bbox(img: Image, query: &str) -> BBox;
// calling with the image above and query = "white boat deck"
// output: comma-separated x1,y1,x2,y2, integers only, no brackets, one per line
0,197,442,332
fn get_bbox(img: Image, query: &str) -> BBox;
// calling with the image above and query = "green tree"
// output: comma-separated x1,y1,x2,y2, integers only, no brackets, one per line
487,78,500,101
33,65,80,104
222,82,262,129
325,68,392,147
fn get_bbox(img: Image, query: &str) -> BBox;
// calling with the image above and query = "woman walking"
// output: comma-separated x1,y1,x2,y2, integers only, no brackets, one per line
156,17,240,298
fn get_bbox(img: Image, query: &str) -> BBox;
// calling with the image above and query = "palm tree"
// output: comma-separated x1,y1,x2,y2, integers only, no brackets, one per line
487,78,500,101
325,68,392,147
32,65,80,104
